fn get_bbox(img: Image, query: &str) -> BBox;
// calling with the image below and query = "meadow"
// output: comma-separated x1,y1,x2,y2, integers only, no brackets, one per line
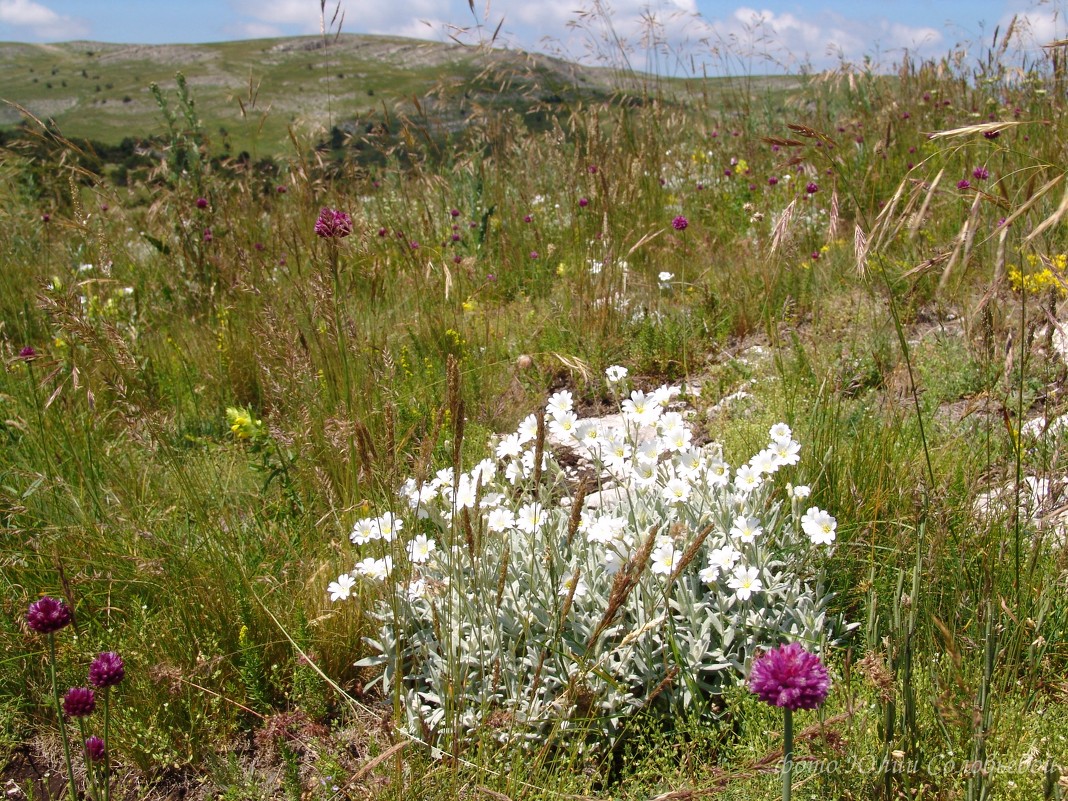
3,19,1068,801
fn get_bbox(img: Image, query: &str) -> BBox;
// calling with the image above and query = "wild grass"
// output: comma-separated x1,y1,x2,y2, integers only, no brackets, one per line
3,18,1068,801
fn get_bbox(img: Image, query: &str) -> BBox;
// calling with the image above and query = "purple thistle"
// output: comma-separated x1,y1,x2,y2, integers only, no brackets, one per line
672,215,689,231
26,597,72,634
84,736,106,762
578,197,589,207
957,179,972,191
450,208,460,217
62,687,96,718
973,166,989,180
749,642,830,711
805,182,819,195
195,197,208,209
314,207,353,239
88,652,125,688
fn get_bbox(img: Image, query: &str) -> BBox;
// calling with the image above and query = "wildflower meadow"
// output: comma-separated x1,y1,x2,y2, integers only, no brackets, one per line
3,12,1068,801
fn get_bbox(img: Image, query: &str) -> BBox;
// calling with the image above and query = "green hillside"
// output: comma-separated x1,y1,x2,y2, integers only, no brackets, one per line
0,34,627,156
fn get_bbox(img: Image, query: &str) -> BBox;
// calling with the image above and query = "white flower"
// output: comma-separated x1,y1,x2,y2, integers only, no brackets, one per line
769,423,793,441
517,502,546,533
662,476,692,504
650,539,681,575
517,414,539,444
407,534,437,564
699,563,720,583
749,448,777,476
661,425,692,453
373,512,403,542
350,517,376,545
651,384,680,407
327,573,356,601
470,458,497,484
603,548,625,574
791,484,811,500
453,476,477,509
729,515,763,543
549,410,579,440
630,458,657,487
605,365,628,383
496,432,523,460
559,573,589,599
674,447,703,477
801,507,837,545
658,271,674,286
728,565,763,601
704,457,730,487
733,464,763,493
622,390,662,426
354,556,393,581
432,467,455,490
589,259,604,275
486,507,516,532
547,390,573,418
769,437,801,467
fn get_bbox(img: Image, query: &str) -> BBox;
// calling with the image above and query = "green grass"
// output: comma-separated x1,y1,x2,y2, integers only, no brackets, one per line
2,23,1068,801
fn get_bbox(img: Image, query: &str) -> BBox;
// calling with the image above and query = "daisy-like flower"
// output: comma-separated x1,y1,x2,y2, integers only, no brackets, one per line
547,390,573,418
652,384,680,407
662,476,692,504
486,507,516,532
650,538,681,575
658,271,674,288
407,534,437,564
328,573,356,601
517,413,539,444
470,458,496,485
355,556,393,581
558,573,589,599
549,410,579,440
791,484,811,500
453,476,477,509
516,502,545,533
769,423,793,440
496,432,523,460
372,512,403,542
801,507,837,545
749,449,778,476
603,436,632,472
630,458,658,487
661,424,692,453
350,517,376,545
605,365,628,383
603,548,625,575
749,642,830,710
769,437,801,467
674,447,703,477
733,464,763,493
729,515,763,544
728,565,764,601
622,390,662,426
704,457,730,487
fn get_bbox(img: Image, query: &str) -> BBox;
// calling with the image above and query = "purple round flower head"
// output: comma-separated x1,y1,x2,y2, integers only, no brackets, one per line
88,652,125,688
202,228,213,243
63,687,96,718
957,179,971,191
768,176,778,186
276,185,287,194
983,129,1000,140
587,164,598,174
672,215,689,231
26,597,72,634
84,736,105,762
450,208,460,217
19,346,38,361
314,207,352,239
810,251,821,261
805,182,819,195
195,197,208,209
749,642,830,711
523,214,533,223
529,250,539,259
973,166,989,180
42,213,51,223
578,197,589,207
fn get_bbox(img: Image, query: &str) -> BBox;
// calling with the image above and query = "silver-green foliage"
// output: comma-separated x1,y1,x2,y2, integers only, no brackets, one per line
342,376,851,749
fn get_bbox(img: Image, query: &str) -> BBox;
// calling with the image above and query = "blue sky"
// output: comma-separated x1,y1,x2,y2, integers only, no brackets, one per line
0,0,1061,71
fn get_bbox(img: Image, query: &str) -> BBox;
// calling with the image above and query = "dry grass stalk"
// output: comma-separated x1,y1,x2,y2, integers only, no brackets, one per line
587,524,660,646
927,120,1025,139
854,223,869,275
668,523,714,584
770,197,797,254
938,187,983,292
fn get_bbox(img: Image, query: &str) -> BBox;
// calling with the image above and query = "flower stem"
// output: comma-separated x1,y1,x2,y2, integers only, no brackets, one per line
48,635,77,801
782,707,793,801
102,688,111,801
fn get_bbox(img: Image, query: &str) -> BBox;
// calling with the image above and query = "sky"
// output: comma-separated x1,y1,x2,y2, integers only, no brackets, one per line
0,0,1063,72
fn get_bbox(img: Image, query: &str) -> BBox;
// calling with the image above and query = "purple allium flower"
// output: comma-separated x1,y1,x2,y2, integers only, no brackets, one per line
578,197,589,207
749,642,830,711
770,143,780,152
672,215,689,231
529,250,539,259
523,214,533,223
377,227,387,238
409,241,419,250
19,346,38,361
84,736,105,762
451,233,460,242
805,182,819,195
957,179,971,191
453,254,463,264
276,185,287,194
810,251,821,261
768,176,778,186
253,242,264,251
973,166,989,180
202,228,212,243
696,183,704,191
42,213,51,223
983,129,1000,140
587,165,598,174
88,652,125,688
450,208,460,217
723,168,732,177
314,208,353,239
195,197,208,209
100,204,108,212
26,597,71,634
63,687,96,718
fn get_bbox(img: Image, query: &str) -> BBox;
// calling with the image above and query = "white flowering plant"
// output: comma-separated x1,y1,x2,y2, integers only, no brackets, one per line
334,369,851,750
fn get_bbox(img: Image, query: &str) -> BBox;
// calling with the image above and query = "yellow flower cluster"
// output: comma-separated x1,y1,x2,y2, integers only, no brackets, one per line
1008,254,1068,296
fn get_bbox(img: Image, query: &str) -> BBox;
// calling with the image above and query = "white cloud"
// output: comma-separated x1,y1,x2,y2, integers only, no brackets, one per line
0,0,88,39
226,1,951,72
